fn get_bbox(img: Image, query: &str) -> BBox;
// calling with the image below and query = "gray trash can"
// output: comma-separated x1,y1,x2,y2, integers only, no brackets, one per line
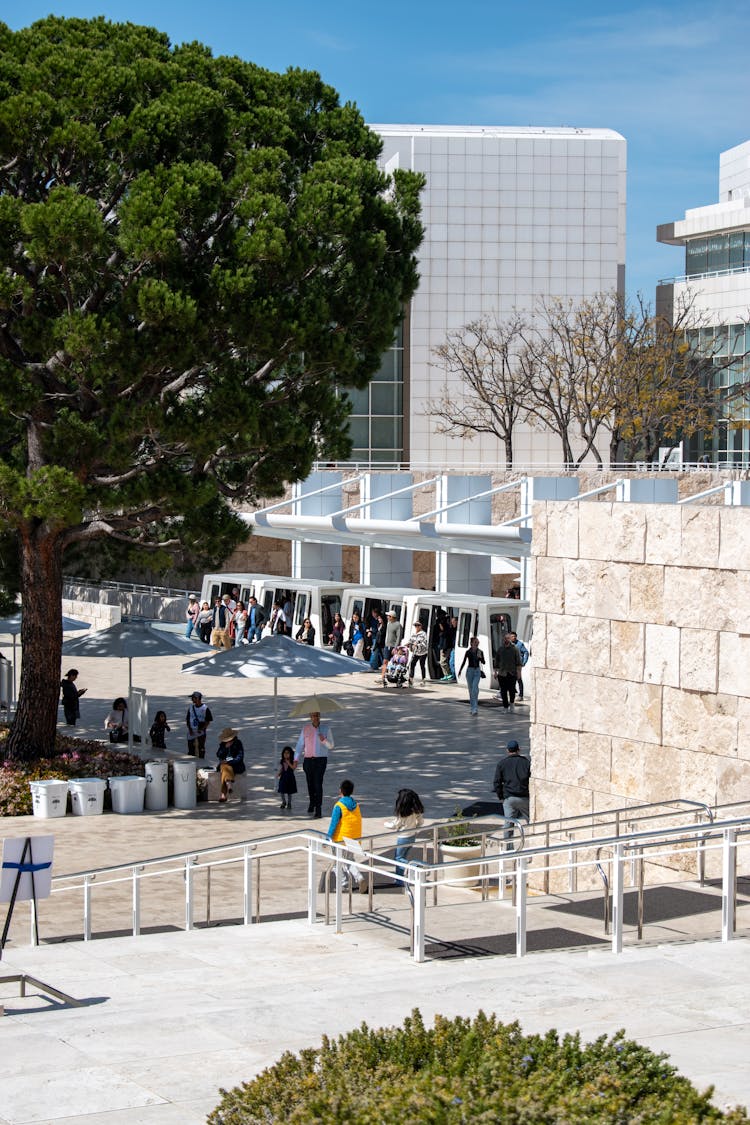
172,758,197,809
144,761,169,811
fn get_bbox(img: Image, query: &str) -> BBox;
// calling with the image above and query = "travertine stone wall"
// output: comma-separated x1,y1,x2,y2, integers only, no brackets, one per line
530,500,750,820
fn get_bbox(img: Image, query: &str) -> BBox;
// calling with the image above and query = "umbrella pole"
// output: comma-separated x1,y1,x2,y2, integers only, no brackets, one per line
274,678,278,760
128,656,133,756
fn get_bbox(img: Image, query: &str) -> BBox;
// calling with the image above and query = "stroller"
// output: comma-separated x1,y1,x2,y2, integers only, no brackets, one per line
384,645,409,688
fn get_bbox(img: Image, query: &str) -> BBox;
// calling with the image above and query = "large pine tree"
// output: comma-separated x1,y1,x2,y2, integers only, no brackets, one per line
0,16,423,761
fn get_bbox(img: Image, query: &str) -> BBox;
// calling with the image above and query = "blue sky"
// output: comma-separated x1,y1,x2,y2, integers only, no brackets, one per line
4,0,749,299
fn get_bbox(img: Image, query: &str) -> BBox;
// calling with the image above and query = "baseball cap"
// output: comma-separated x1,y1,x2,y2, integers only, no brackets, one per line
506,740,519,751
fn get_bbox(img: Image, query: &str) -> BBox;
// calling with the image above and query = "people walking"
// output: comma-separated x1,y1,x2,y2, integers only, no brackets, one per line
384,789,424,878
246,596,266,643
458,636,486,715
326,779,367,892
294,710,334,818
494,631,522,712
493,739,531,834
185,594,200,639
406,620,429,686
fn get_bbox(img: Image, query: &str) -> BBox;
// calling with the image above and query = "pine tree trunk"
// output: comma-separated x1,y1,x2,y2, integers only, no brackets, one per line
5,528,63,763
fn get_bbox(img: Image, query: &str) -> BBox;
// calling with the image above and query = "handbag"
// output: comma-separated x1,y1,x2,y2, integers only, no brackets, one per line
480,670,486,679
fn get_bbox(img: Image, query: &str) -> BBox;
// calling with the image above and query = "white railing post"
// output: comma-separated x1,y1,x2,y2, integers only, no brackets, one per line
515,856,528,957
334,851,343,934
243,845,253,925
611,844,624,954
29,898,38,947
132,866,141,937
722,828,737,942
185,856,196,932
307,839,318,924
83,874,92,941
412,865,426,963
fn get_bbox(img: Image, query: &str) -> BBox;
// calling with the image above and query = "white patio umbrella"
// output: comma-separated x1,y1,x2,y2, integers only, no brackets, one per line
62,620,197,753
0,611,90,708
181,633,363,754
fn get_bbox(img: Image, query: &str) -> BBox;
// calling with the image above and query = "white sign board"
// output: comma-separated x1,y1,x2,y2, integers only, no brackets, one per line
0,836,54,902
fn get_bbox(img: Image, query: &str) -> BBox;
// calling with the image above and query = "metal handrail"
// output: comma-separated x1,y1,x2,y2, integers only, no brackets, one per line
35,812,750,963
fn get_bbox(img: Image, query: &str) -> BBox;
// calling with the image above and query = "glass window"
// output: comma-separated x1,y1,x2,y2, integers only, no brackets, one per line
729,232,745,268
346,387,369,413
348,417,369,447
371,381,402,415
686,239,707,276
707,235,728,273
371,417,399,448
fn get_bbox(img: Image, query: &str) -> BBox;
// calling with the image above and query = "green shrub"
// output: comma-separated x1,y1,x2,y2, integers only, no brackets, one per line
208,1009,748,1124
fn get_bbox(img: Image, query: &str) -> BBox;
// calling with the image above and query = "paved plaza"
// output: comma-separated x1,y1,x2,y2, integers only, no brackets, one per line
1,643,749,1122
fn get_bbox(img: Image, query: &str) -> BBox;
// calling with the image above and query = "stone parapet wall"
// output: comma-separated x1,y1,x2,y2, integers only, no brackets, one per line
530,500,750,824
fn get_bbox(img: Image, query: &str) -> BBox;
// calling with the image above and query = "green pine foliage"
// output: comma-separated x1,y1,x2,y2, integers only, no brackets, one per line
208,1009,748,1124
0,16,423,759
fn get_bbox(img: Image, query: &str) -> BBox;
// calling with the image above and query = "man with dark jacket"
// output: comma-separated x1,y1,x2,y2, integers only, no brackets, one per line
493,739,531,824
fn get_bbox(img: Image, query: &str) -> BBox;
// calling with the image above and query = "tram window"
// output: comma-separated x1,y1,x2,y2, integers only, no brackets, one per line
240,586,253,605
295,594,308,627
458,612,472,647
321,595,340,643
418,608,429,629
209,583,220,603
262,592,273,616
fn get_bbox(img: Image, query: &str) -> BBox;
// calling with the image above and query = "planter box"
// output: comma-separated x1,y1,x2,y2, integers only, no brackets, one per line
439,842,484,887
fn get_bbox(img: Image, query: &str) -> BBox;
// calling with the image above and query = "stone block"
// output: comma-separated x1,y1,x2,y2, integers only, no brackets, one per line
579,502,646,563
577,732,613,792
540,726,580,786
610,621,644,680
531,501,548,557
563,559,630,621
681,506,720,569
644,623,680,686
662,687,738,756
645,505,683,565
679,629,718,693
629,565,665,623
545,501,580,559
533,779,594,824
716,756,750,805
736,697,750,760
718,631,750,699
663,566,738,631
610,738,649,801
678,749,720,806
718,508,750,571
544,614,611,677
534,557,565,614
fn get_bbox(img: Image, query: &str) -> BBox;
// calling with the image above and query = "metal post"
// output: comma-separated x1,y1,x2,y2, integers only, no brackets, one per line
334,853,342,935
29,898,37,947
612,844,624,954
722,828,737,942
132,866,141,937
567,837,576,893
206,866,211,927
255,857,261,924
637,855,644,941
83,875,92,941
412,865,425,963
515,856,528,957
544,824,551,894
185,856,195,932
307,841,316,925
244,845,253,925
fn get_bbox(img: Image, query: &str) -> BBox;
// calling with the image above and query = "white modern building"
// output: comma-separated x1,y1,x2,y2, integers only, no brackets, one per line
657,139,750,465
344,124,627,469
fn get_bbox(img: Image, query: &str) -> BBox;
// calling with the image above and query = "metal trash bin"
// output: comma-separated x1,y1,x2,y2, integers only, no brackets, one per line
144,761,168,811
172,759,197,810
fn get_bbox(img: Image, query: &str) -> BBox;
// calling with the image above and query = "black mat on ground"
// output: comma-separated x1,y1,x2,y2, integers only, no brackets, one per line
424,926,607,959
461,800,500,817
546,884,744,926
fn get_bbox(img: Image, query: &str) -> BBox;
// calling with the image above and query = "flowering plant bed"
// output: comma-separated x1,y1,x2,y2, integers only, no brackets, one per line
0,726,145,816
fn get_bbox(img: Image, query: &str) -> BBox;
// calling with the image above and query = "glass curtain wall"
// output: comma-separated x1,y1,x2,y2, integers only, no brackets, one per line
684,323,750,464
344,324,404,464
